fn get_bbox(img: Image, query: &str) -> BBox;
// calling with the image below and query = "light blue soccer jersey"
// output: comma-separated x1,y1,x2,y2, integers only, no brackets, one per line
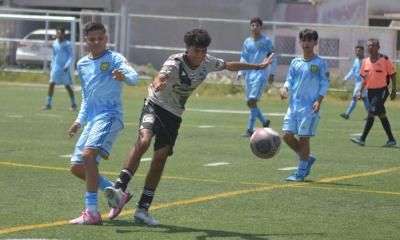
284,55,330,111
239,35,277,82
50,39,73,85
343,58,366,97
75,50,138,126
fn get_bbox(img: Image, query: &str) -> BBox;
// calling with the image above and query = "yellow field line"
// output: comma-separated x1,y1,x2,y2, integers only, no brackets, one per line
0,162,399,236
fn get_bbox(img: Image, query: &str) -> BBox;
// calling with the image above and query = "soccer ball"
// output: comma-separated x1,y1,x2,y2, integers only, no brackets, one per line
250,127,281,159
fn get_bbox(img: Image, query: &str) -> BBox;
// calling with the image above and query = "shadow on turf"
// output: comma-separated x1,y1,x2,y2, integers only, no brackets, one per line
107,220,326,239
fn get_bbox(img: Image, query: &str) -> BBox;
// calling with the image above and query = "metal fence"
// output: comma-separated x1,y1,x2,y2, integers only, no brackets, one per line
0,7,399,84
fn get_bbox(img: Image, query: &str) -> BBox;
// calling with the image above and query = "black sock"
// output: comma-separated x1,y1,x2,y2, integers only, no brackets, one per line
138,188,155,210
114,168,133,192
361,117,374,141
380,117,395,141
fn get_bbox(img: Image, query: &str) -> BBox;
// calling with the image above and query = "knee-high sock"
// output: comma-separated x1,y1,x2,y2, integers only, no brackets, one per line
361,117,374,141
254,107,268,125
247,108,257,132
85,192,98,214
345,99,357,116
98,175,113,191
380,117,395,141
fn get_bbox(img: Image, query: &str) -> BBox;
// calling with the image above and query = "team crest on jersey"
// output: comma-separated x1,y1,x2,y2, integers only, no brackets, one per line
310,65,318,73
258,43,265,49
100,62,109,71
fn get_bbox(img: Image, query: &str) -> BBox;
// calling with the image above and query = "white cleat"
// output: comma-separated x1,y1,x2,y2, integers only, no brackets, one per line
134,208,160,226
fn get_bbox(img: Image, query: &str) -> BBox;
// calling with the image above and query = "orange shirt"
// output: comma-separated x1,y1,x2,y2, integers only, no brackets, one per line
360,55,396,89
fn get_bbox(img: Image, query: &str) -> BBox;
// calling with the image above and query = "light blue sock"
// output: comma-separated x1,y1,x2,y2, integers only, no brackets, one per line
46,96,52,106
98,175,113,191
362,98,369,112
255,107,268,126
85,192,98,214
298,159,308,172
247,108,257,132
345,99,357,116
70,96,76,106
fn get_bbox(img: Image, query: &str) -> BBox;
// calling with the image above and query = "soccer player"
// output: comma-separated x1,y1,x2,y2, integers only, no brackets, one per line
238,17,277,137
340,45,369,120
351,39,397,147
43,26,77,111
68,22,138,225
280,29,330,182
104,28,274,225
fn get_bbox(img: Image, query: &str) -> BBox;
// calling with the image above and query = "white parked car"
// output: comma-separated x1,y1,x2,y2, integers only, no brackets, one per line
16,29,70,66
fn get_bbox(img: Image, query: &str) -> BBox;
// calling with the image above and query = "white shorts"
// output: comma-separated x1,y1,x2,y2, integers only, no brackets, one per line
282,106,320,137
70,115,123,164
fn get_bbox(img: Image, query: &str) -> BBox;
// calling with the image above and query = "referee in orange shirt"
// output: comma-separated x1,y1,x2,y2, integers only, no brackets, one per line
351,38,397,147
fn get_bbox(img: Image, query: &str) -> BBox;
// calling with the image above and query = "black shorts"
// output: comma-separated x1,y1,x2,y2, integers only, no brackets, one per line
139,99,182,155
367,87,389,116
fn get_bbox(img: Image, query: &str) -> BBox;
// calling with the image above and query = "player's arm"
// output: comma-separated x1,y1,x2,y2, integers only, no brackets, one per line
280,59,295,100
389,73,397,100
112,55,139,85
63,41,73,71
151,73,167,92
70,71,87,137
226,53,274,71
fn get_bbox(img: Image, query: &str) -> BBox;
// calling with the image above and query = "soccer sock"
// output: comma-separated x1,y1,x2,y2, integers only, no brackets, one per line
298,160,308,174
85,192,98,214
255,107,268,125
380,117,395,141
46,96,52,106
247,108,257,132
114,168,133,192
362,98,369,112
138,188,155,210
70,96,76,106
345,99,357,116
98,175,113,191
361,117,374,141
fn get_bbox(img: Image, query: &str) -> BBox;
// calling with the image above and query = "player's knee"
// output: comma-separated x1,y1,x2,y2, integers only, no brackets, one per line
70,164,85,179
247,99,257,108
136,137,151,150
282,133,292,143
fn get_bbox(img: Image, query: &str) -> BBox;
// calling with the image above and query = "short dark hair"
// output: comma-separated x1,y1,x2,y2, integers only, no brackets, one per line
299,28,318,41
250,17,263,26
355,45,364,51
56,26,65,33
184,29,211,48
83,22,106,36
367,38,380,48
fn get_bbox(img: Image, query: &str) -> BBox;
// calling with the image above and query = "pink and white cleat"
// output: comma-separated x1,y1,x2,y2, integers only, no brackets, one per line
104,187,133,220
69,211,103,225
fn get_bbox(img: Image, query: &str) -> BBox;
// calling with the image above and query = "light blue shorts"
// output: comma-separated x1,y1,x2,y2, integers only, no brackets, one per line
245,73,268,101
282,107,320,137
50,69,73,85
70,116,123,165
352,82,367,98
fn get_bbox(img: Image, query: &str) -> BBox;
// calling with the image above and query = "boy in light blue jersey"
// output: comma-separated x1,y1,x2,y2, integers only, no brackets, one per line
238,17,277,137
43,26,77,111
340,45,369,120
280,29,330,182
68,22,138,225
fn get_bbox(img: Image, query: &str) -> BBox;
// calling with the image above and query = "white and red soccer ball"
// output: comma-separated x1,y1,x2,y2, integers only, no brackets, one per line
250,127,281,159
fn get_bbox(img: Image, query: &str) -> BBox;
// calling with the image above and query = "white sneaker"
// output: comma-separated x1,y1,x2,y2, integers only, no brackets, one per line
134,208,160,226
104,187,124,208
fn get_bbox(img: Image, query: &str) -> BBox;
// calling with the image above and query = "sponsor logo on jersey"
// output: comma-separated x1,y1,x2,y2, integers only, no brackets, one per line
310,65,318,73
100,62,110,71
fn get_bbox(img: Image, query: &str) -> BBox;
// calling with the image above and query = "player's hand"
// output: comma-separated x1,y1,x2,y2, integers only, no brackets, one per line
236,74,243,82
64,67,69,72
268,74,274,85
68,122,80,138
152,78,166,92
113,69,125,81
312,101,321,113
259,53,274,69
357,91,362,100
390,89,396,100
280,87,289,100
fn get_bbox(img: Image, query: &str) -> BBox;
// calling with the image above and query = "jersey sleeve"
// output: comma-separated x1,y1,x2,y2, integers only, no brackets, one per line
113,53,138,85
205,55,226,73
75,66,87,125
284,59,296,92
344,59,357,81
159,56,179,79
318,59,330,97
385,58,396,76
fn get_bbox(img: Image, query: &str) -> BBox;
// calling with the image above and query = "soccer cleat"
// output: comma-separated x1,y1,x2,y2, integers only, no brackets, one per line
107,189,133,220
286,171,305,182
382,140,396,148
241,129,254,138
42,105,51,110
134,208,160,226
70,104,77,112
305,156,316,177
104,187,125,208
69,211,103,225
340,113,349,120
263,119,271,128
351,137,365,146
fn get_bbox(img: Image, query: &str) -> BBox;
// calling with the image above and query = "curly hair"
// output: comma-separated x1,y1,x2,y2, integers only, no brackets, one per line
183,29,211,48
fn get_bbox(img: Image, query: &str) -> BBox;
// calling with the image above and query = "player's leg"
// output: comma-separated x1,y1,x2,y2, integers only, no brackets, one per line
65,84,77,111
343,96,357,119
43,82,55,109
352,90,376,146
361,88,369,112
376,88,396,147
